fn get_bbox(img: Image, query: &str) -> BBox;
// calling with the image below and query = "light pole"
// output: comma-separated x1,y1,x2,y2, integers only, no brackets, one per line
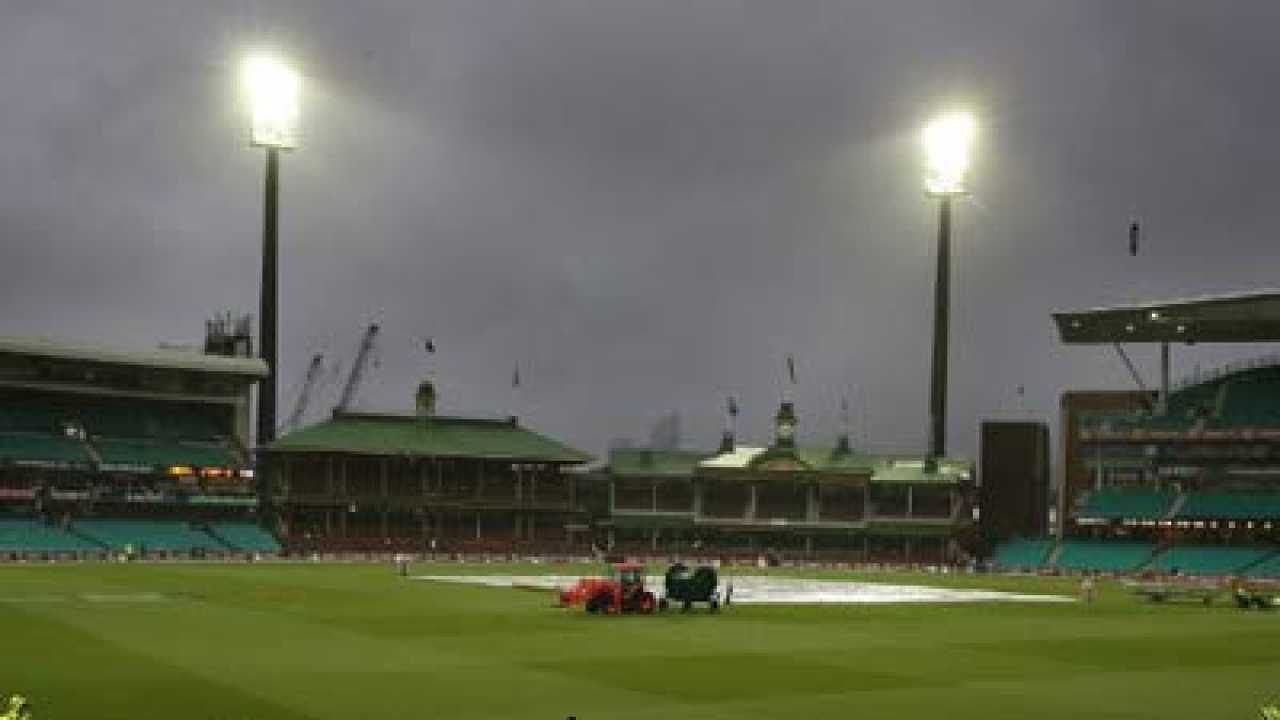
921,111,975,468
242,54,300,517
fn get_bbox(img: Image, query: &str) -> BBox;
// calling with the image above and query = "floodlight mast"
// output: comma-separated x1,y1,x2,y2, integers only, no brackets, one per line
922,111,974,469
243,53,300,523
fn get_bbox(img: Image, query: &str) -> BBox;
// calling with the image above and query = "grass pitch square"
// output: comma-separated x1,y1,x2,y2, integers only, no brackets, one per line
1,562,1277,720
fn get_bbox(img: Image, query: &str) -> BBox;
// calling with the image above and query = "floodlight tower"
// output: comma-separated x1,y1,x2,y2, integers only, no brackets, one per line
242,54,300,515
921,111,975,467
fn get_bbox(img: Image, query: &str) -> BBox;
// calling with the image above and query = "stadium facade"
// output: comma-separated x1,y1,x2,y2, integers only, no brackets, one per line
604,402,974,564
0,330,279,557
264,409,596,553
991,291,1280,577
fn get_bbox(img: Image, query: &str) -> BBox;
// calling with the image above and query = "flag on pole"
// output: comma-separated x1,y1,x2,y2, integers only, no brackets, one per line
424,338,436,354
512,364,521,388
727,396,739,418
1128,221,1140,257
786,354,797,385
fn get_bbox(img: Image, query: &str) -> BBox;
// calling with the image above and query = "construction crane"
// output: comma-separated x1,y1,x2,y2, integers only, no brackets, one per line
278,353,324,435
335,323,380,414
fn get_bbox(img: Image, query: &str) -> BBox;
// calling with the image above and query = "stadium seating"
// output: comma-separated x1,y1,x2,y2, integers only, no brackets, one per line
1053,540,1155,572
990,538,1052,570
1213,371,1280,428
95,438,237,469
1176,492,1280,520
0,518,103,552
74,519,222,552
0,405,66,433
1075,488,1175,520
0,432,92,466
1144,545,1271,575
1243,552,1280,578
208,522,281,553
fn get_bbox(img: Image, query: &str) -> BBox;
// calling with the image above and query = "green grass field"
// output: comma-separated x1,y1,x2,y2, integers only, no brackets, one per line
2,562,1277,719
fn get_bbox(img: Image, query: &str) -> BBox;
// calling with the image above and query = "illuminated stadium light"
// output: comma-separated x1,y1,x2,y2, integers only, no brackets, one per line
167,465,194,477
922,111,976,195
242,54,300,149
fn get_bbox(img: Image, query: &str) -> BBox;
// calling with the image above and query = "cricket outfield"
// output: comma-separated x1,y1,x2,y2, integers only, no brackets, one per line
1,562,1276,719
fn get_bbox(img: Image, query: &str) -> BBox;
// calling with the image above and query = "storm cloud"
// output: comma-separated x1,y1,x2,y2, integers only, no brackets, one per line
3,1,1279,471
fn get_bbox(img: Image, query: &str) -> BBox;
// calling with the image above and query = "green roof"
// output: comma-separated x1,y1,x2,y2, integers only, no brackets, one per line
267,412,593,464
696,444,968,484
869,458,971,484
608,448,713,477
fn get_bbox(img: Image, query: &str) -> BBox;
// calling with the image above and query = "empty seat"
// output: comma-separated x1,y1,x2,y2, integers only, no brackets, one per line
1177,493,1280,520
209,522,281,552
74,519,221,552
990,538,1053,570
1054,540,1154,572
1076,489,1175,521
1144,545,1271,575
0,518,102,552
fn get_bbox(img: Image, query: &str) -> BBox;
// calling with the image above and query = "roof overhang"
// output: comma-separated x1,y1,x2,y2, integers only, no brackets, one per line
0,335,268,377
1054,289,1280,344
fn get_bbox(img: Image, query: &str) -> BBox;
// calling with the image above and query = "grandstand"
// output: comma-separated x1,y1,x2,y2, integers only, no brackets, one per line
0,331,276,558
991,290,1280,577
605,402,973,563
265,408,593,554
989,536,1280,576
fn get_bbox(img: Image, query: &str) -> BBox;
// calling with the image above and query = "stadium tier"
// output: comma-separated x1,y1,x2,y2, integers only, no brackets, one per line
95,438,238,471
989,538,1053,570
0,518,102,552
207,522,282,553
73,519,227,552
1053,540,1155,572
1244,554,1280,578
1074,488,1175,521
0,431,94,467
1142,545,1272,575
987,538,1280,576
1175,492,1280,520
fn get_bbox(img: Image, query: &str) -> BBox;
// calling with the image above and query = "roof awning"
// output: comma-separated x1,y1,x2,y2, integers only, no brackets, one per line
1054,289,1280,344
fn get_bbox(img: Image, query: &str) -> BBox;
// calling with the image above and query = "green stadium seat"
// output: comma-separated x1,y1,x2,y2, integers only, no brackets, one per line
73,519,224,552
1144,545,1271,575
990,538,1053,570
0,432,92,466
96,439,238,470
1177,493,1280,520
0,518,103,552
1075,488,1175,520
1054,540,1155,572
1244,552,1280,578
208,522,281,553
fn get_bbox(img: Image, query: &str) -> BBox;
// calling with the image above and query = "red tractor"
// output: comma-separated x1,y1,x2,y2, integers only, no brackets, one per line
558,562,657,614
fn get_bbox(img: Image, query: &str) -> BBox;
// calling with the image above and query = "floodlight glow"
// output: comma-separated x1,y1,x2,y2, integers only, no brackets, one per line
922,111,975,195
243,54,300,148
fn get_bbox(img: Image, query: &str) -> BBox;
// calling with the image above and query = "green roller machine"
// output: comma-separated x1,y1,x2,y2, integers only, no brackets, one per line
658,563,730,613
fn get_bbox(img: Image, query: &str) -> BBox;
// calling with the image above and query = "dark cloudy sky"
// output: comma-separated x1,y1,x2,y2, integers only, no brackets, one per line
3,1,1279,469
